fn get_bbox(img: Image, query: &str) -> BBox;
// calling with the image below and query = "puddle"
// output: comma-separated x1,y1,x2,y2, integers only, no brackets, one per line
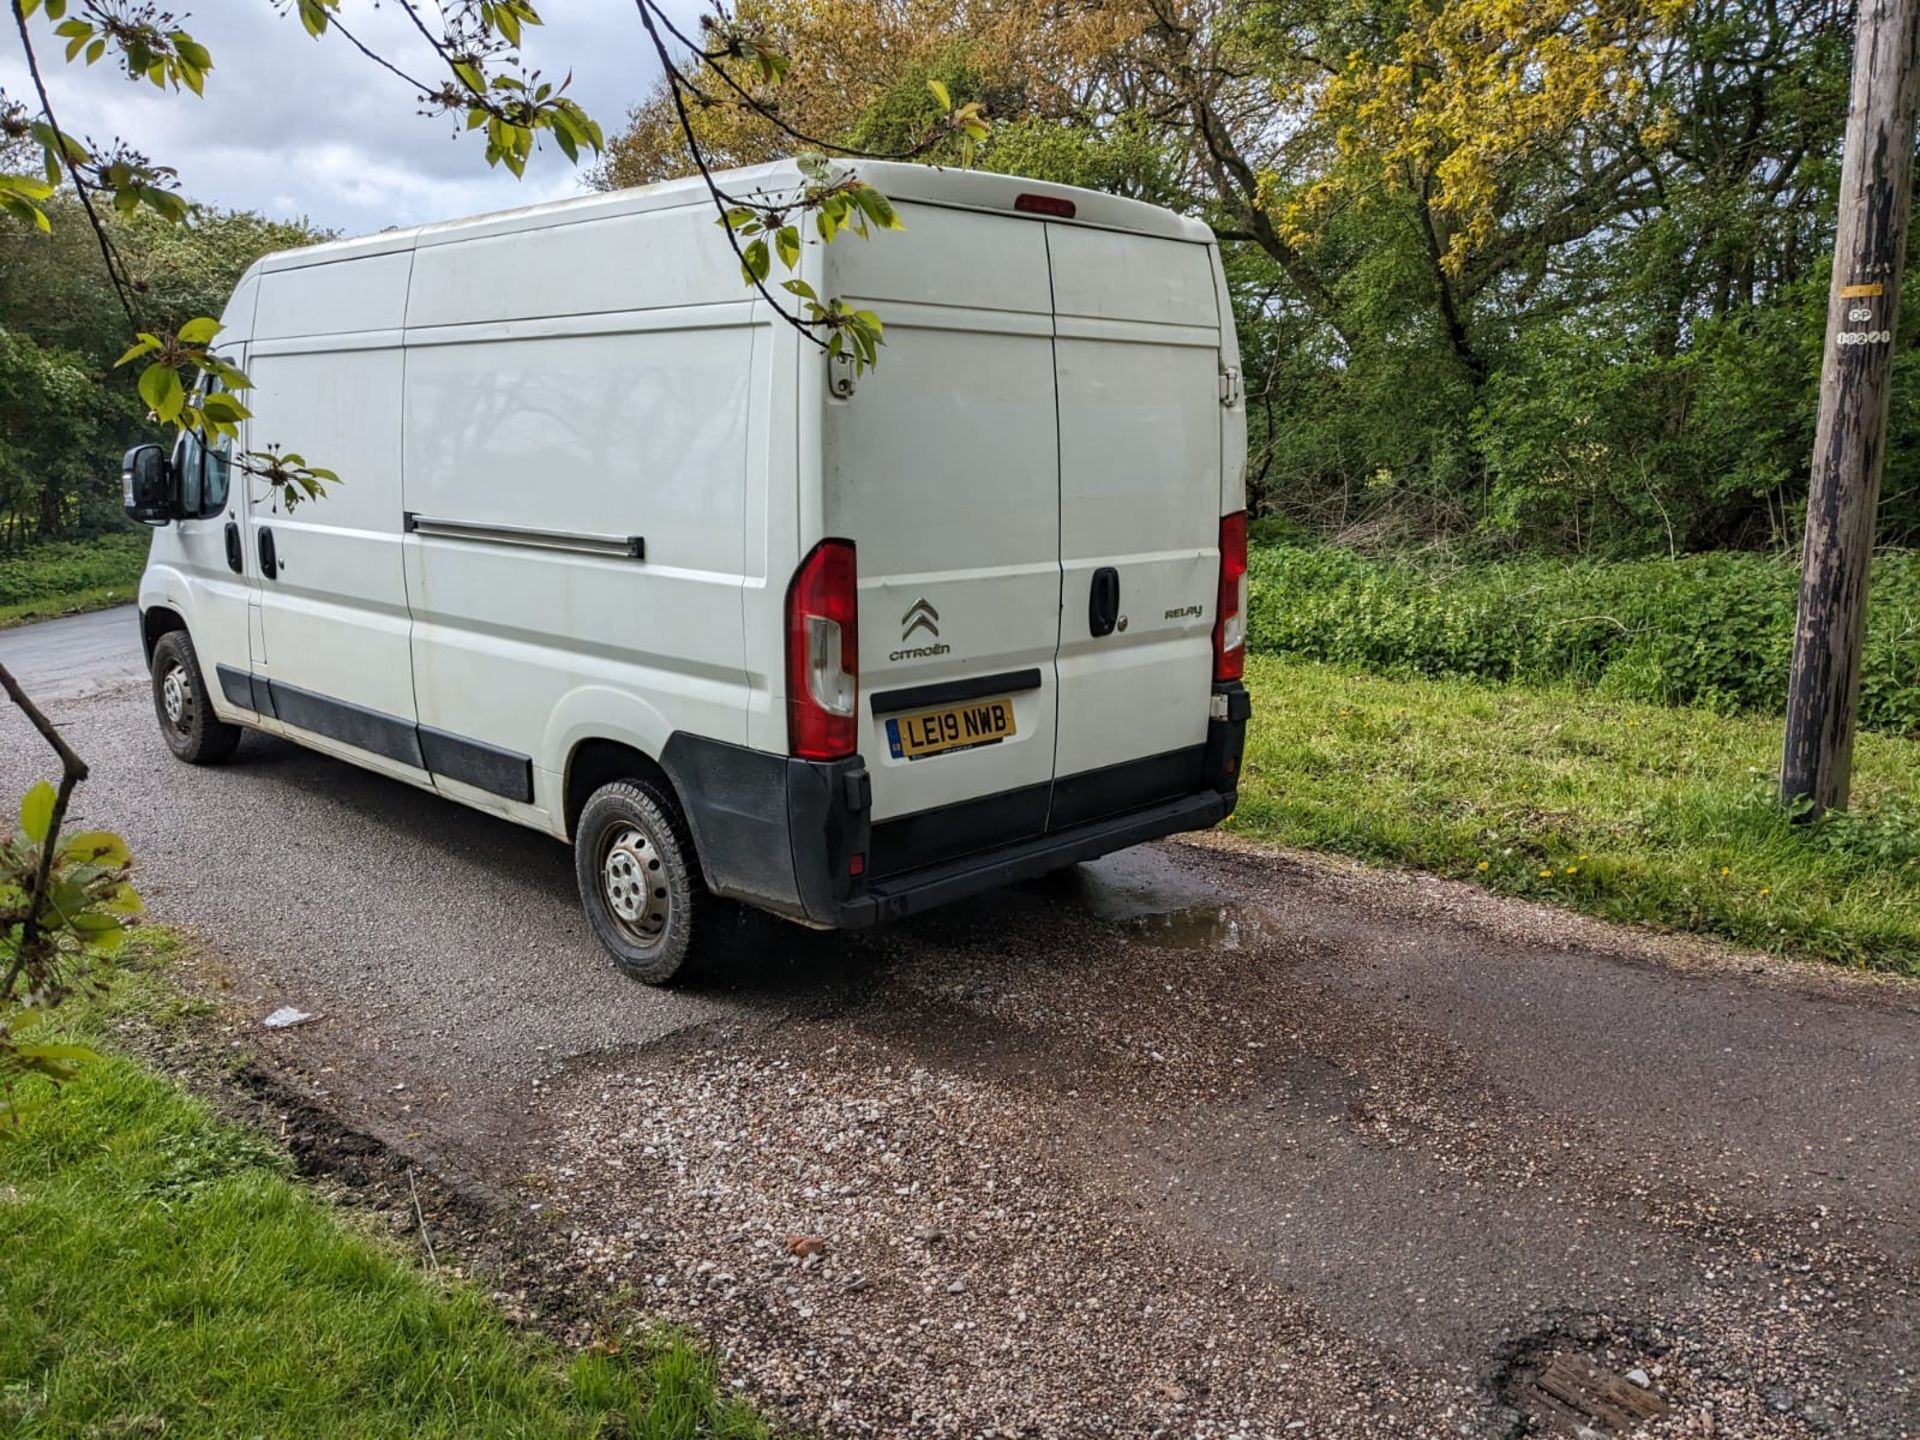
1116,903,1275,950
1035,850,1280,951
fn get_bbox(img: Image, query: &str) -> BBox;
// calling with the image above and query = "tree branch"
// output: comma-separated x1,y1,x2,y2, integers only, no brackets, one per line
9,0,140,329
0,658,88,992
631,0,825,352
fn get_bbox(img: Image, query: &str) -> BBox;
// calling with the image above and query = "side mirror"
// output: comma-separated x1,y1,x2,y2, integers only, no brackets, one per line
122,445,174,526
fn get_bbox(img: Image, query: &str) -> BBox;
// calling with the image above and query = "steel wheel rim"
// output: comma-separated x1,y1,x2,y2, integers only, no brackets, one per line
600,823,671,948
159,661,193,733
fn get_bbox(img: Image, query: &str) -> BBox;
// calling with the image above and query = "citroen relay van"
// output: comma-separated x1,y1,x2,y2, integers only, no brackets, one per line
123,160,1251,983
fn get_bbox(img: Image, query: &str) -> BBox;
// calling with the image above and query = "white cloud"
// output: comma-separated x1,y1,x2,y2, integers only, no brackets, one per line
1,1,699,235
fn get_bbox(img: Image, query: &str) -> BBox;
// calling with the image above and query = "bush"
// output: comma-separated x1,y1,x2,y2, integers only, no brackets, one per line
1246,543,1920,734
0,530,149,613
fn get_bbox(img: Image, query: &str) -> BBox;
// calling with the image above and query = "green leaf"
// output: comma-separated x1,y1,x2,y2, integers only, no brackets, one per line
139,363,185,422
60,831,130,866
114,334,162,368
177,316,222,346
928,78,952,111
201,393,251,424
774,225,801,271
19,781,56,844
740,237,770,286
854,187,904,232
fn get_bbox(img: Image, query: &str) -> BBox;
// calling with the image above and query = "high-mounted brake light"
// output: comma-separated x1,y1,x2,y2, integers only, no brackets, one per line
1014,193,1076,219
786,538,859,759
1213,511,1248,682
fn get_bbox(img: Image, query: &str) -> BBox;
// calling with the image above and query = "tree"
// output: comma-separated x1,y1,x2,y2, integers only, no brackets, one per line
0,198,329,544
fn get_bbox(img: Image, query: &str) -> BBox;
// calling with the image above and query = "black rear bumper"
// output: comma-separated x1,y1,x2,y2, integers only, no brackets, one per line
843,788,1228,927
661,681,1248,929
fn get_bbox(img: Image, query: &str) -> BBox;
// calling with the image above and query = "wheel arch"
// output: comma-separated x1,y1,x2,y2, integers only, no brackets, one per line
141,604,188,667
562,737,679,844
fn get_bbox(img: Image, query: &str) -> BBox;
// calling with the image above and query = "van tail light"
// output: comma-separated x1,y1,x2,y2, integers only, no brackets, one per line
786,538,859,759
1213,511,1248,682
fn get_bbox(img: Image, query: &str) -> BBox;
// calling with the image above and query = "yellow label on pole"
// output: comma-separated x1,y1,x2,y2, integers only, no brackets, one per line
1840,282,1885,298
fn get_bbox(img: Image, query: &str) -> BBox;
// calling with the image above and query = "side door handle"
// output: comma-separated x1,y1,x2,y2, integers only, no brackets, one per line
1088,566,1120,638
224,520,243,575
258,526,278,581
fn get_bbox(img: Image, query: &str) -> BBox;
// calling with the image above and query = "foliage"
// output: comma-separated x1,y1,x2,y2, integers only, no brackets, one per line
0,948,774,1437
0,530,145,626
1232,653,1920,973
1246,540,1920,733
594,0,1128,189
1292,0,1687,273
0,198,328,545
0,761,139,1126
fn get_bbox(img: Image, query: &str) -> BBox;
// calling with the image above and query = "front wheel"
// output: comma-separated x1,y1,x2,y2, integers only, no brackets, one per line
150,630,242,765
573,779,711,985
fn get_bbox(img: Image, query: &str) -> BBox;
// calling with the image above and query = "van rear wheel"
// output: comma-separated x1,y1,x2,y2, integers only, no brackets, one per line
574,779,708,985
150,630,242,765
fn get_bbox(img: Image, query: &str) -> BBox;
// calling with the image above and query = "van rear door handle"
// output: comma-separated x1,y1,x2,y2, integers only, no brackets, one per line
258,526,278,581
1088,566,1120,638
224,521,243,574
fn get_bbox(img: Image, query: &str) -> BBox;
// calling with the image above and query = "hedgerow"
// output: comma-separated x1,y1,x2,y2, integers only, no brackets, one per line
1246,540,1920,734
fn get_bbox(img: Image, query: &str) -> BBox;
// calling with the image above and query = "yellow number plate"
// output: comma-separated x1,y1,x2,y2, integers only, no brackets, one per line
886,696,1017,760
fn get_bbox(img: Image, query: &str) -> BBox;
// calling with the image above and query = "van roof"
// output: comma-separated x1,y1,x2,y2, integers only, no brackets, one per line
250,158,1214,275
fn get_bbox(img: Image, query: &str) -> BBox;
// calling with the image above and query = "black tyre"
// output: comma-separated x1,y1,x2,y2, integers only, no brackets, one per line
574,779,710,985
150,630,242,765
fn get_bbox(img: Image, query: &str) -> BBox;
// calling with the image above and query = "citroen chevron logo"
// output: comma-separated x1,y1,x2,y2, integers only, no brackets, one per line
901,598,939,642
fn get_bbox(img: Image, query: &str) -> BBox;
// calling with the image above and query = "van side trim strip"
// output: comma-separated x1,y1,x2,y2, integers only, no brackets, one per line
267,679,427,770
214,664,254,712
216,667,536,803
419,725,535,803
404,512,644,561
869,667,1044,716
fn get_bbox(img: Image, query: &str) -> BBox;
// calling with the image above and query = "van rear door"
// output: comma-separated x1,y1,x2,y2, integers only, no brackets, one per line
1045,224,1223,825
823,206,1063,872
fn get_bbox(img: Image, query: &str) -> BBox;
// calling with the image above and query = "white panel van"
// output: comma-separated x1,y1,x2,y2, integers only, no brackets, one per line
123,161,1252,983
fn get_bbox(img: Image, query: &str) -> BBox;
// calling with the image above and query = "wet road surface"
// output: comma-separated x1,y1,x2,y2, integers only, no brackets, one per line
2,615,1915,1437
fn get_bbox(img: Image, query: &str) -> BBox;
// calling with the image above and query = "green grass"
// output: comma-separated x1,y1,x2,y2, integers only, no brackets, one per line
0,531,149,628
0,946,775,1439
1234,653,1920,974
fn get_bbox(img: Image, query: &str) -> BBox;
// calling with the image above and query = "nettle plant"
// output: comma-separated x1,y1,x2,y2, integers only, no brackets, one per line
0,0,990,1114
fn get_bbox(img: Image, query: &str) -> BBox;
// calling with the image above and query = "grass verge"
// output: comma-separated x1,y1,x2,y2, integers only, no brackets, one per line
1234,654,1920,974
0,940,773,1439
0,532,149,628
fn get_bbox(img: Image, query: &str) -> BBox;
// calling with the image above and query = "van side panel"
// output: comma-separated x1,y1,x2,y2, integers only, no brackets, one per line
244,327,420,756
403,211,741,328
400,311,756,823
1047,226,1220,791
253,250,413,341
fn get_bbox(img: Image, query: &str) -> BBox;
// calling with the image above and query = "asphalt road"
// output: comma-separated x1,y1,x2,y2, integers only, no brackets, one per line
3,608,1917,1437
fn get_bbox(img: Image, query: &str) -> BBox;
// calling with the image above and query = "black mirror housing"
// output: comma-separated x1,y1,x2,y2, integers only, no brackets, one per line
122,444,174,526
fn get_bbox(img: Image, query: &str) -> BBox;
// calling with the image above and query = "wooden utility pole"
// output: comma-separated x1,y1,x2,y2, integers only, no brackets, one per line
1782,0,1920,817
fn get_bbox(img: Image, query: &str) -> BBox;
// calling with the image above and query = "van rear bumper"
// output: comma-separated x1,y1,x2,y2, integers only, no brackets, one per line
837,787,1229,928
662,681,1248,931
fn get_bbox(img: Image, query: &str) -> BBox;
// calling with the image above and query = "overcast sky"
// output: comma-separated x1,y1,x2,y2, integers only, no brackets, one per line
1,2,700,237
